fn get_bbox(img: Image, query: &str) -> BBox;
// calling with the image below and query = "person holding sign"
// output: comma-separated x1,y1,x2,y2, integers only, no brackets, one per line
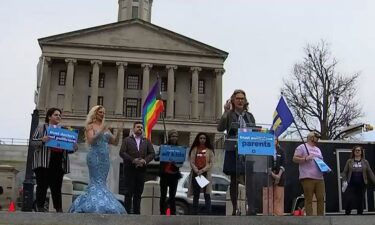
217,89,256,215
292,131,325,216
158,129,183,215
31,108,77,212
187,132,215,215
69,105,125,214
341,146,375,215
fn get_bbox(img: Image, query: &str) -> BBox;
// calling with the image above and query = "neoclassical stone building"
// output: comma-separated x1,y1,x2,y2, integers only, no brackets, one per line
34,0,228,191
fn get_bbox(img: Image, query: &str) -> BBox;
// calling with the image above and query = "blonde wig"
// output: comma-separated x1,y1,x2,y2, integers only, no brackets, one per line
85,105,106,129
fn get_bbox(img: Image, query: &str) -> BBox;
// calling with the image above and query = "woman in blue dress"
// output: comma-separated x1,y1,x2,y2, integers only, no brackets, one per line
69,105,126,214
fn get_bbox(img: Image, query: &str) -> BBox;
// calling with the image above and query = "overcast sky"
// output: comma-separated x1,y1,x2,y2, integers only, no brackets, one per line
0,0,374,141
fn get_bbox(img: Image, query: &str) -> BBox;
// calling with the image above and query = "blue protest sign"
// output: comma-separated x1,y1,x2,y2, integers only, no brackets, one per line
238,130,275,156
314,158,332,173
45,127,78,151
159,145,187,165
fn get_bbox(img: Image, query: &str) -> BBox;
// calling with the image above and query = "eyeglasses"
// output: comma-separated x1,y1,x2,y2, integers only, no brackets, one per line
355,149,361,152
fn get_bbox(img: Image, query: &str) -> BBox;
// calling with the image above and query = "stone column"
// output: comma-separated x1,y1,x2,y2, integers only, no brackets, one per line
37,57,51,111
141,63,153,107
190,67,201,119
90,60,102,109
115,62,127,115
107,129,122,194
63,58,77,113
166,65,177,119
215,68,225,119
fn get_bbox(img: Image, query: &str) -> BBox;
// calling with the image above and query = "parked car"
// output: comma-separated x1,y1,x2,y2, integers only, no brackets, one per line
148,171,230,215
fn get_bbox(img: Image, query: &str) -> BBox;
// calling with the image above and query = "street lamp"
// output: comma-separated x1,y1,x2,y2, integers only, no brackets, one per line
22,109,39,211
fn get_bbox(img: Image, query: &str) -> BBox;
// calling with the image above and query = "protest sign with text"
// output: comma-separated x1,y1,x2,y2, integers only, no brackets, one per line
238,129,275,156
46,127,78,151
159,145,187,166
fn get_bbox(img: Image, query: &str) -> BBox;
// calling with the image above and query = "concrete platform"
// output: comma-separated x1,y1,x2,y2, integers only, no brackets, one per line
1,212,375,225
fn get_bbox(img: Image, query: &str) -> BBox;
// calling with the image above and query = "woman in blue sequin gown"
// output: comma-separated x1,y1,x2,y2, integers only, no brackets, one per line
69,105,126,214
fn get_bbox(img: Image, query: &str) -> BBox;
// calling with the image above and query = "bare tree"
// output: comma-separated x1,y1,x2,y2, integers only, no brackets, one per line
281,40,362,140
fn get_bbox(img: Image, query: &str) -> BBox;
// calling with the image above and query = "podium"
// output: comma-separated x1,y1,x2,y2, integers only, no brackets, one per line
224,127,275,215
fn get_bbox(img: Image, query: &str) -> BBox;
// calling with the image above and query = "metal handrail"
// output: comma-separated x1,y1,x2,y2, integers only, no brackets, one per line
0,138,29,145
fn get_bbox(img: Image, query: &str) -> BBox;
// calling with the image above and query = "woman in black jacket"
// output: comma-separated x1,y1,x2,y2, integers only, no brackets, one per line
31,108,77,212
158,130,182,215
341,146,375,215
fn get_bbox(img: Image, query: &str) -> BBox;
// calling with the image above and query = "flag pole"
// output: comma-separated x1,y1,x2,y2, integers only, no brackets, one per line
156,74,168,143
293,121,310,155
279,94,310,155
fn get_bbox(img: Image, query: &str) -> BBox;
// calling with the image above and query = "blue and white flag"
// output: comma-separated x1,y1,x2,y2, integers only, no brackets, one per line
270,97,294,137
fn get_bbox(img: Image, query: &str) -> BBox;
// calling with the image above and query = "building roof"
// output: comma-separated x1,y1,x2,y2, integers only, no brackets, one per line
38,19,228,59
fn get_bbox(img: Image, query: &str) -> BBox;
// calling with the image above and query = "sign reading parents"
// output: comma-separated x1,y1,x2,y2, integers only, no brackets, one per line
46,127,78,152
238,129,275,156
159,145,187,166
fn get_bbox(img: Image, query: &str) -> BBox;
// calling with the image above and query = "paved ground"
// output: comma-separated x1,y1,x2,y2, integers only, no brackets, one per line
1,212,375,225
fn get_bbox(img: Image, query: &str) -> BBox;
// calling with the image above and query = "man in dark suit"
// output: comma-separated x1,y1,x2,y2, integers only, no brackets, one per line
119,121,155,214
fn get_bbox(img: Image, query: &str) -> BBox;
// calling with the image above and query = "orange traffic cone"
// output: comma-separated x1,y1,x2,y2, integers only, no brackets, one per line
8,200,15,212
166,208,171,216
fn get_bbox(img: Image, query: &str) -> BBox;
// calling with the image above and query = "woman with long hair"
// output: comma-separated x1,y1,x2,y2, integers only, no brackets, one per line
31,107,77,212
187,132,215,215
341,146,375,215
217,89,256,215
69,105,126,214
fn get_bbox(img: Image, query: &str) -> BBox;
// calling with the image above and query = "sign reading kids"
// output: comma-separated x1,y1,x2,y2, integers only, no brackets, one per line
46,127,78,152
159,145,187,167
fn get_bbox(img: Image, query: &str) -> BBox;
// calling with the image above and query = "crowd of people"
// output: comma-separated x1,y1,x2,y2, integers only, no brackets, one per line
29,89,375,216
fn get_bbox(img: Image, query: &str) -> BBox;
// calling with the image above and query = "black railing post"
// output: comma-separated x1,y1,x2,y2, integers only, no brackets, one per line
22,109,39,211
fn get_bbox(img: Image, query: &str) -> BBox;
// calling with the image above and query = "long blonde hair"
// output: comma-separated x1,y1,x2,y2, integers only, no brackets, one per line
85,105,105,129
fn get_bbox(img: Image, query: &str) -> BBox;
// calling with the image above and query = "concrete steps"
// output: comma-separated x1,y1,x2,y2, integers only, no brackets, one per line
1,212,374,225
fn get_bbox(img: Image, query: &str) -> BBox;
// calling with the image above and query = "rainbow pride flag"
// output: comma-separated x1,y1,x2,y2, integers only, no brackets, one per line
142,80,164,140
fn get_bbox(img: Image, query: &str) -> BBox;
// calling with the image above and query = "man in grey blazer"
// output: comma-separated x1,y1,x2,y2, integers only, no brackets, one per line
119,121,155,214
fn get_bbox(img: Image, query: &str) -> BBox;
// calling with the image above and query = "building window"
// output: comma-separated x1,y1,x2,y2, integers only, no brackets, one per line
58,71,66,86
87,96,91,113
189,79,205,94
98,96,104,106
99,73,105,88
198,79,205,94
161,77,167,92
89,73,92,87
132,6,139,18
127,75,140,90
125,98,140,117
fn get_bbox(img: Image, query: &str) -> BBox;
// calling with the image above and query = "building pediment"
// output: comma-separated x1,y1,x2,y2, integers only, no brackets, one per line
39,19,228,58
